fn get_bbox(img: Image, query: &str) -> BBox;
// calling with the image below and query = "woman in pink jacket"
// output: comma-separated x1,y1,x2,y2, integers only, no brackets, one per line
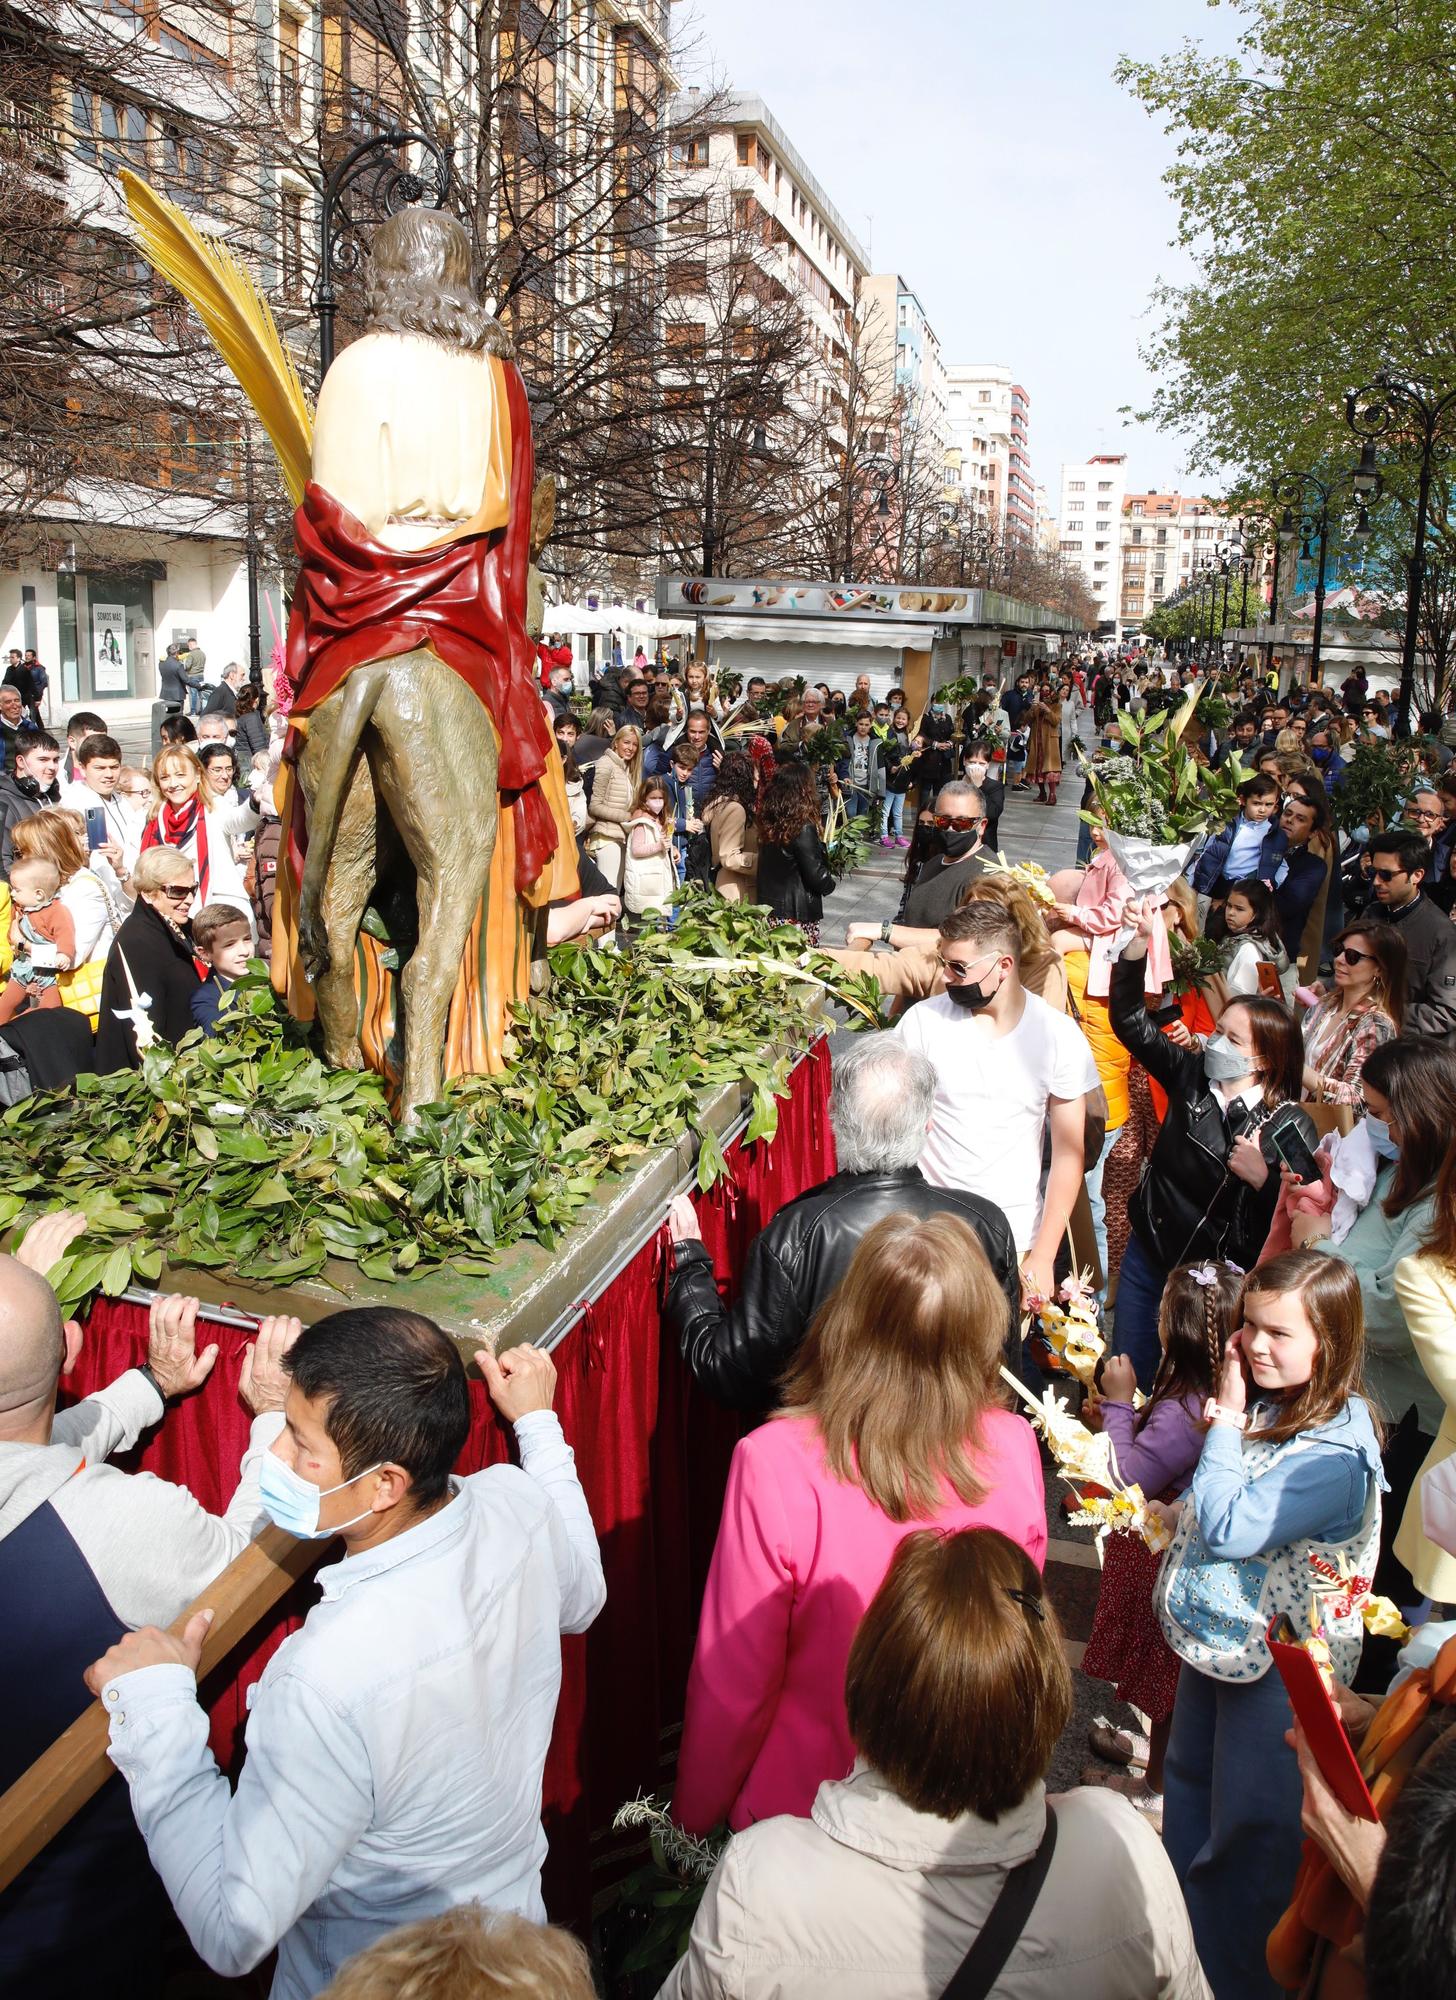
672,1211,1047,1834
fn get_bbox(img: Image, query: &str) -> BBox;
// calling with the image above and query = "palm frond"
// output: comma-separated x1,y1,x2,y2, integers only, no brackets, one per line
119,170,313,504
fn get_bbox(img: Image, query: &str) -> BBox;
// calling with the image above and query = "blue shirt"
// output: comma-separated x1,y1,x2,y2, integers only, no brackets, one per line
1224,813,1271,883
102,1413,605,1999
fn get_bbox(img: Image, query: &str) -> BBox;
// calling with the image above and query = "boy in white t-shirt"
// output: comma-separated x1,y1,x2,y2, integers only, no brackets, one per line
896,900,1098,1307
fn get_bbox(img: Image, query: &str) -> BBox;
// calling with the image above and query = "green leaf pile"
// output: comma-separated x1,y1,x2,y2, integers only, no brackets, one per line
0,892,883,1317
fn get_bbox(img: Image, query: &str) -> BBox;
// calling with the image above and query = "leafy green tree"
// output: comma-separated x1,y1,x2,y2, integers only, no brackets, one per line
1117,0,1456,490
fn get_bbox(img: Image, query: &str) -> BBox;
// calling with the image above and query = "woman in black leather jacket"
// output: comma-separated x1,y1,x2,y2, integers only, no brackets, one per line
755,767,836,942
1108,897,1316,1387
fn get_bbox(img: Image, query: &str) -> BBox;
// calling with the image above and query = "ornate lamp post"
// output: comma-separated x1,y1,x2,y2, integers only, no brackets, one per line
315,129,453,376
1272,461,1379,690
1345,370,1456,736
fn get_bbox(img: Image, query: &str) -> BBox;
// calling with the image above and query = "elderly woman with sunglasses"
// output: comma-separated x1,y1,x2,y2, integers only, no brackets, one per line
94,846,202,1071
1299,924,1406,1108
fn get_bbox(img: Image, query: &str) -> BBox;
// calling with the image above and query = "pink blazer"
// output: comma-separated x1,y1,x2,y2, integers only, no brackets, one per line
671,1409,1047,1834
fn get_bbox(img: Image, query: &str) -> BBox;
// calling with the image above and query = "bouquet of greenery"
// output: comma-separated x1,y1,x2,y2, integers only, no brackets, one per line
1330,739,1432,836
598,1796,727,1994
1079,682,1249,993
1169,930,1224,996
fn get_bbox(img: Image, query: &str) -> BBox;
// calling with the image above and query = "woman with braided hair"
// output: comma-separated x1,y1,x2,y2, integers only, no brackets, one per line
1081,1262,1243,1819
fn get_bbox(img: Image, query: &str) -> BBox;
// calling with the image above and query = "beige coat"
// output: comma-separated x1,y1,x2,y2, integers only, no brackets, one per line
658,1764,1210,2000
704,796,758,903
1394,1253,1456,1598
585,749,636,850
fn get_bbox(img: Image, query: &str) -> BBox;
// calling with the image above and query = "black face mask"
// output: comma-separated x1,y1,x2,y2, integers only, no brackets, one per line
945,975,997,1010
939,825,984,860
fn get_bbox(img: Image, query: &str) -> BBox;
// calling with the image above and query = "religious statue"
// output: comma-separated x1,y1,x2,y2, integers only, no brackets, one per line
120,177,576,1120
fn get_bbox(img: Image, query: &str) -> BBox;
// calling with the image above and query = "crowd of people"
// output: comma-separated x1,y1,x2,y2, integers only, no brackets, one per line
0,656,285,1092
9,645,1456,2000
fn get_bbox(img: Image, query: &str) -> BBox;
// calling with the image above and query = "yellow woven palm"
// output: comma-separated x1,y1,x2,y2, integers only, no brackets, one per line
119,169,314,503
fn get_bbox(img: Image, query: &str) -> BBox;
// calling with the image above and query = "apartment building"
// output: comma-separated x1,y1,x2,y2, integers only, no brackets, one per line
1058,453,1127,634
2,0,680,693
1118,490,1227,633
944,364,1036,549
660,91,869,570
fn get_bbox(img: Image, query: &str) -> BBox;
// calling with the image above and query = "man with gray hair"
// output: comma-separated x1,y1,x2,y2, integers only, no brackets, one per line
896,780,988,929
663,1033,1019,1411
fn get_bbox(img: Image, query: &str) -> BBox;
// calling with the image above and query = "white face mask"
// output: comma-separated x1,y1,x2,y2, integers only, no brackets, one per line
647,798,665,814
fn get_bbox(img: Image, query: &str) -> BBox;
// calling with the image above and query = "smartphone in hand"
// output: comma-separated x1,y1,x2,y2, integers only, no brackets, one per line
1271,1123,1322,1187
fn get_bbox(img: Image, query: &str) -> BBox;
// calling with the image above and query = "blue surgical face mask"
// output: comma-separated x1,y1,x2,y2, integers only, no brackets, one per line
1365,1114,1400,1162
260,1451,384,1540
1202,1032,1251,1084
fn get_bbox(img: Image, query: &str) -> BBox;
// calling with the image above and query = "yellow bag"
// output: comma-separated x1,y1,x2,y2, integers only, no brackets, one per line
57,957,106,1027
0,883,10,977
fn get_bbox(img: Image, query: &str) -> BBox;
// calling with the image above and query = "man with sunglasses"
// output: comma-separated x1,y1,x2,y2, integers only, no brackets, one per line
896,782,988,929
1358,828,1456,1037
896,901,1097,1313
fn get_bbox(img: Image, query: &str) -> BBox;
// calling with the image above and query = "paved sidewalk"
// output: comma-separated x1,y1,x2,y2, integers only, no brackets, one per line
822,778,1086,942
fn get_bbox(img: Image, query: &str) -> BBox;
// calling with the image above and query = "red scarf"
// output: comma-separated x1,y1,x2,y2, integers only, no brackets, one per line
141,796,210,906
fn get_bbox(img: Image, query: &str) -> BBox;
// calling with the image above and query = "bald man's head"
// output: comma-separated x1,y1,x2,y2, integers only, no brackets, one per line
0,1255,67,1427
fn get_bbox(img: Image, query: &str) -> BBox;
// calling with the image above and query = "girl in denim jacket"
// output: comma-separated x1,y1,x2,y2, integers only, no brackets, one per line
1155,1249,1384,1999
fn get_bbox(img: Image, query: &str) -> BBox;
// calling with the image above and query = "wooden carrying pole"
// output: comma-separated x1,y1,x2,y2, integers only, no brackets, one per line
0,1524,321,1896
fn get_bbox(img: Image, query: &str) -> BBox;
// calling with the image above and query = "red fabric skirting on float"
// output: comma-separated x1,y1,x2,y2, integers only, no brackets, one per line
60,1041,834,1950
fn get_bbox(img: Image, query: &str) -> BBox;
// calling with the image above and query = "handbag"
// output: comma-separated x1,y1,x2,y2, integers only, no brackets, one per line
1306,1076,1358,1140
940,1803,1057,1999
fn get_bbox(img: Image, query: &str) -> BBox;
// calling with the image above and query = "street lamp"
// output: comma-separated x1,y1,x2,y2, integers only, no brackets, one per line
1345,370,1456,736
314,128,454,376
1270,452,1377,690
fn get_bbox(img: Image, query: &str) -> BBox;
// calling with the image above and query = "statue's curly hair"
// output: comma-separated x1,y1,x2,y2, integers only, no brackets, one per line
364,208,513,359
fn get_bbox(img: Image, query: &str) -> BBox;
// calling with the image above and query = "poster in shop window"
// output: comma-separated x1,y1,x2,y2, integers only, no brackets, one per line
92,603,128,693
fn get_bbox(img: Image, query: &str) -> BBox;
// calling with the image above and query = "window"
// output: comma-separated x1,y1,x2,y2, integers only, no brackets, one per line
1130,527,1142,543
96,97,147,170
279,14,300,122
1095,541,1109,551
672,135,707,167
1068,500,1084,512
1068,479,1085,491
1097,500,1111,512
1097,480,1113,491
1156,528,1167,545
667,195,702,234
1130,501,1144,516
978,390,991,403
71,86,97,162
281,188,304,297
1060,540,1082,553
735,133,752,165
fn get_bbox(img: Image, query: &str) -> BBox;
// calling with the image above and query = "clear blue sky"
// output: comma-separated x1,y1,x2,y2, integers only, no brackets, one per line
682,0,1241,500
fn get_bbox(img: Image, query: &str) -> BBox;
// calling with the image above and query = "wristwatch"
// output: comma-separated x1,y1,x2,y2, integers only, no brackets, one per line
880,920,893,944
1203,1396,1247,1431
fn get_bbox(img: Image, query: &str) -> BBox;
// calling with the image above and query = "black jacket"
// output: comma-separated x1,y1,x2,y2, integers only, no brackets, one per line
665,1165,1021,1412
0,772,60,877
203,681,239,719
756,825,835,924
234,707,269,761
95,898,201,1071
157,655,200,709
1109,954,1316,1271
1357,891,1456,1037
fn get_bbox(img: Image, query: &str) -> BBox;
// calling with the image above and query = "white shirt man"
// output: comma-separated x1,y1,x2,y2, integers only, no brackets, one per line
60,732,138,898
896,902,1096,1304
87,1310,604,2000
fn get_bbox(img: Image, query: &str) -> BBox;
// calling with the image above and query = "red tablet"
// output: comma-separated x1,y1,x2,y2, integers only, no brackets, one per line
1267,1618,1378,1822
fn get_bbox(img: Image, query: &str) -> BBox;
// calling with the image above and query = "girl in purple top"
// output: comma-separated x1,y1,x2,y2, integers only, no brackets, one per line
1082,1260,1243,1812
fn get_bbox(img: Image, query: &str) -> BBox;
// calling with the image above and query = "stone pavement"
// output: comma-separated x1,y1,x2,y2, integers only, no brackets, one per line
824,779,1148,1802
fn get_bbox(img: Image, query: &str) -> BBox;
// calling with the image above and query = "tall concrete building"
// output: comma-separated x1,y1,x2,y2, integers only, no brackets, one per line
945,365,1036,547
1058,453,1128,634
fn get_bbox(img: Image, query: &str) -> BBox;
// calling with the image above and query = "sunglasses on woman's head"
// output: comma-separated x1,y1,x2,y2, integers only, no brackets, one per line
934,814,981,831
